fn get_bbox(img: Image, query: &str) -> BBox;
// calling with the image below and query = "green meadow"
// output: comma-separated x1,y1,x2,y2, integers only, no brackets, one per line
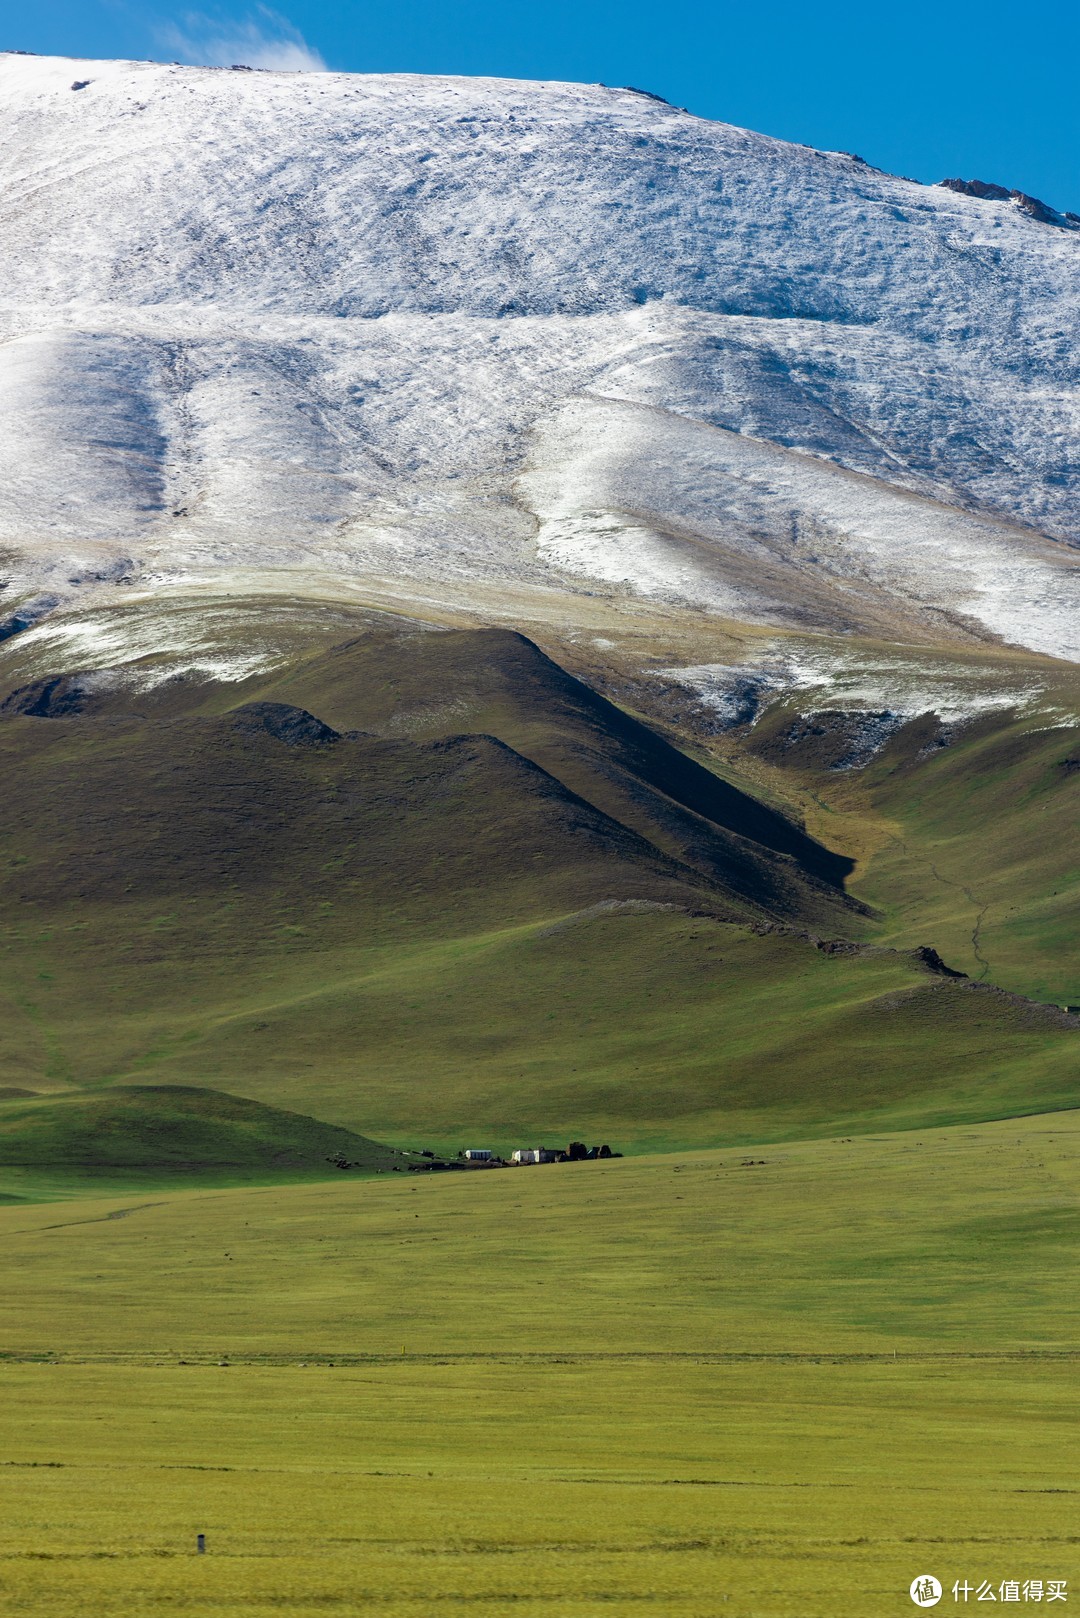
2,625,1079,1615
3,907,1077,1156
1,1110,1078,1616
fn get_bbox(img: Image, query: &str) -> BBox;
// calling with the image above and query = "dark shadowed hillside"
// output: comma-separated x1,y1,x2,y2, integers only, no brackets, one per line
255,626,858,915
0,631,1077,1163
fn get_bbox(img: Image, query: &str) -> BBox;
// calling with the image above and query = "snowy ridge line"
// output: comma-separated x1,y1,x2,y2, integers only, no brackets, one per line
0,56,1078,673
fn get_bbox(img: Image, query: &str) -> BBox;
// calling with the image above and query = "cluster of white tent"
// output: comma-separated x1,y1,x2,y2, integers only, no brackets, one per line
462,1146,615,1166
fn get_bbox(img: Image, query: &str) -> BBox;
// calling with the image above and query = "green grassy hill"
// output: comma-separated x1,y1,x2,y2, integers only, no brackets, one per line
734,668,1080,1003
0,704,719,935
62,910,1075,1156
260,626,858,914
0,1086,408,1189
0,622,1077,1613
1,626,1077,1161
855,714,1080,1001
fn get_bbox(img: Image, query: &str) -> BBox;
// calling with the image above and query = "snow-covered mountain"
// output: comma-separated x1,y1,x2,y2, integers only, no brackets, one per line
1,51,1079,677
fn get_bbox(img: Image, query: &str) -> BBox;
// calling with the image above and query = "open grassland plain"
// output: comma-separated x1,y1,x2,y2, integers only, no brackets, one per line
2,1359,1075,1618
1,1111,1078,1615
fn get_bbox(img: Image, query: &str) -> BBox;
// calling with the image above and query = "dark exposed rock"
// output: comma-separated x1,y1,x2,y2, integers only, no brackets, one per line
231,702,339,748
65,558,134,587
756,709,907,771
621,85,673,104
1011,190,1060,225
1058,757,1080,775
0,674,91,718
0,611,36,644
941,177,1011,202
0,592,62,643
912,945,968,979
939,177,1079,230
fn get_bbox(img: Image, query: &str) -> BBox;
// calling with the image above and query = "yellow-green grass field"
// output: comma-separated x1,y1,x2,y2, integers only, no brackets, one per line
2,1110,1078,1616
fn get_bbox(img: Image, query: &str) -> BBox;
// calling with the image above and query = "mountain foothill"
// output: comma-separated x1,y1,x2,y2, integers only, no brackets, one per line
0,53,1077,1179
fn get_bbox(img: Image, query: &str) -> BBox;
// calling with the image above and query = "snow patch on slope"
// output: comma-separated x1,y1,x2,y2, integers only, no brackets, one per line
523,394,1080,660
661,643,1063,731
1,54,1079,672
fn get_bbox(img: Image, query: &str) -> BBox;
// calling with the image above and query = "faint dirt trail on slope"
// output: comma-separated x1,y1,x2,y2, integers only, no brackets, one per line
928,861,992,981
873,832,994,981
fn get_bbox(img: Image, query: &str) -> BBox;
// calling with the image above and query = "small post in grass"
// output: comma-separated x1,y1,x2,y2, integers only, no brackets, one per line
197,1533,206,1554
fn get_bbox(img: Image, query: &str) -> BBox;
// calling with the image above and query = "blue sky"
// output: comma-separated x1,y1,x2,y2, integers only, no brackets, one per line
8,0,1079,210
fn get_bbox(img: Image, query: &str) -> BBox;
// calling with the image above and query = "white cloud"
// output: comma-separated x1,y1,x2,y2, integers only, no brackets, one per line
161,5,327,72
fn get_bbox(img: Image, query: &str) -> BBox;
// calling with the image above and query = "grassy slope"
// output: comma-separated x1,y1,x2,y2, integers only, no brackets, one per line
4,1106,1078,1356
0,708,715,935
0,1085,408,1191
697,635,1080,1004
2,901,1076,1155
854,716,1080,1001
276,625,1080,1005
0,634,1077,1154
1,625,1076,1611
1,1111,1077,1615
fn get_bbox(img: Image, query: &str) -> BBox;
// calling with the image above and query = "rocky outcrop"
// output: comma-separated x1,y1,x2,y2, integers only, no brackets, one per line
231,702,340,748
0,674,91,717
940,177,1011,202
911,944,968,979
939,177,1079,230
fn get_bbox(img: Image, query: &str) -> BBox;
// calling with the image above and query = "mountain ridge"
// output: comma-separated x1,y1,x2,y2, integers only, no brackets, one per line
1,51,1079,682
